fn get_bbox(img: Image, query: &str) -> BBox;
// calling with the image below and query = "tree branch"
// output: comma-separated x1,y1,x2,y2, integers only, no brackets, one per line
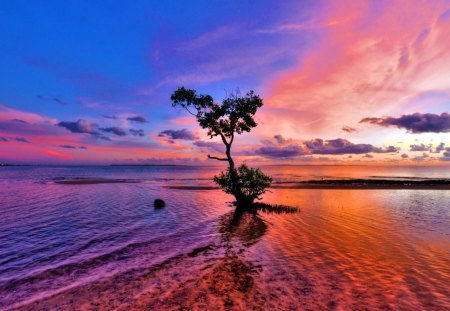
219,132,230,146
208,155,228,161
182,106,197,117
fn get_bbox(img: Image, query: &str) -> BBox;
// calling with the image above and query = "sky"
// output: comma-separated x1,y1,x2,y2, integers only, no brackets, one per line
1,0,450,165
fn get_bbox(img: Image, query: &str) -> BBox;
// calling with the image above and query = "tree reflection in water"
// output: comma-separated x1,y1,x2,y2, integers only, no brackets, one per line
219,203,299,249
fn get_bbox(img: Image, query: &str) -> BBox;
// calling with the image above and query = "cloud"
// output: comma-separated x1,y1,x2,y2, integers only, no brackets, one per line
401,153,409,159
0,136,30,143
15,137,30,143
265,2,450,138
13,119,28,124
57,119,112,140
193,141,224,153
273,134,287,144
441,148,450,161
57,119,99,135
432,142,445,153
251,136,399,159
59,145,88,149
99,127,127,136
411,152,430,162
127,116,148,123
342,126,357,133
129,129,145,137
360,113,450,133
254,145,307,158
363,154,374,158
53,97,68,105
409,143,431,152
102,115,118,120
158,129,197,141
305,138,398,155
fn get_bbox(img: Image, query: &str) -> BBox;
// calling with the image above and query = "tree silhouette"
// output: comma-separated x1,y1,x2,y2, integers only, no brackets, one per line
171,87,272,207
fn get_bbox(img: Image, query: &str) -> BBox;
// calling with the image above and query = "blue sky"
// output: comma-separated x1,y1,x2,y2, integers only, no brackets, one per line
0,0,449,164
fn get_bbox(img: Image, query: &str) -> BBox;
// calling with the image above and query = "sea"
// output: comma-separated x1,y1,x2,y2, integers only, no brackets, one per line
0,165,449,310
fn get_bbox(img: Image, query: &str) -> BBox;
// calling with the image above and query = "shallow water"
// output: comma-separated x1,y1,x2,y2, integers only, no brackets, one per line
0,165,449,310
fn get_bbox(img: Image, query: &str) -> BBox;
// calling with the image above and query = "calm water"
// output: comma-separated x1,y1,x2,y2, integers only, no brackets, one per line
0,165,449,310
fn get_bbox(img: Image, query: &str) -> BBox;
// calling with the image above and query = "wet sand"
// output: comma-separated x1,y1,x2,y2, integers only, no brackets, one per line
9,211,269,311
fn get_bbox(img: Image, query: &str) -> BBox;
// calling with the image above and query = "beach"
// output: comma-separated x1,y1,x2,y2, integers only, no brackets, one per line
0,165,449,310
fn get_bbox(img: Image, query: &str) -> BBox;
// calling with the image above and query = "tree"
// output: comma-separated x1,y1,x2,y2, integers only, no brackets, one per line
170,87,272,207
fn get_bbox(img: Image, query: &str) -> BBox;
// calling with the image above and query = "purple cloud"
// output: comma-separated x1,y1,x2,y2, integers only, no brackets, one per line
102,115,118,120
57,119,98,135
158,129,197,141
441,148,450,161
15,137,30,143
273,134,287,144
342,126,357,133
193,141,224,153
411,153,430,162
100,127,127,136
127,116,148,123
57,119,110,140
360,112,450,133
59,145,88,149
254,145,307,158
0,137,30,143
433,142,445,153
305,138,398,155
129,129,145,137
13,119,28,124
410,143,431,152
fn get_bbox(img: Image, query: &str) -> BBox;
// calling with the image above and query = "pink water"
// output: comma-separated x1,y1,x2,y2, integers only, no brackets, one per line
0,165,449,310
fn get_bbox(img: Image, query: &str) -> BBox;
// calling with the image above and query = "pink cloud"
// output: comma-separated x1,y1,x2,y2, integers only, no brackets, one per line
264,0,450,138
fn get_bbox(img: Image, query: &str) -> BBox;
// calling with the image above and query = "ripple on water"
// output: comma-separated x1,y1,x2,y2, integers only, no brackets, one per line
0,166,449,310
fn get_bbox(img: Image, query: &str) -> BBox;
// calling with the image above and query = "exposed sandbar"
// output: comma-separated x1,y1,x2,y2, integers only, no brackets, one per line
54,179,142,185
273,179,450,190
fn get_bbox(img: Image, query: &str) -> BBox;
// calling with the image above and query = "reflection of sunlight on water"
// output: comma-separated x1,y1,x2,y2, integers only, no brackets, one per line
252,188,450,309
0,166,449,309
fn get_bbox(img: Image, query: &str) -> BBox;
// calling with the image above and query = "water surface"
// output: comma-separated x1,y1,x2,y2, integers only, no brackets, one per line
0,165,449,310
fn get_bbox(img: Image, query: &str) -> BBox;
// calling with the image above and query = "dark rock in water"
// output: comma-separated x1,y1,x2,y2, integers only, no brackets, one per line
154,199,165,208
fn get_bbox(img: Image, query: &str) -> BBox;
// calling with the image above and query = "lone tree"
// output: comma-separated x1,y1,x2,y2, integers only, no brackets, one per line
170,87,272,207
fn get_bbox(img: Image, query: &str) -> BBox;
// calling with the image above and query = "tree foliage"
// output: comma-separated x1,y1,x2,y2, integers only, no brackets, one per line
214,164,272,206
171,87,263,140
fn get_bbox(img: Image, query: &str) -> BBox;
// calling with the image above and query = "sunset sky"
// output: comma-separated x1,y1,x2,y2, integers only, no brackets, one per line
1,0,449,165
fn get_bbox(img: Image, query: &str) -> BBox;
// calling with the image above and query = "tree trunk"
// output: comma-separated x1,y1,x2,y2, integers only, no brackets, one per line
225,143,234,171
225,143,250,207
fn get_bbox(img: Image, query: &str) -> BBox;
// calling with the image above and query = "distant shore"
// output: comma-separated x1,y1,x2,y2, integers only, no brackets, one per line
272,179,450,190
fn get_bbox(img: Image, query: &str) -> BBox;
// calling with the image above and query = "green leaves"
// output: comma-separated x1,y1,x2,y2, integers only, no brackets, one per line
213,164,272,203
